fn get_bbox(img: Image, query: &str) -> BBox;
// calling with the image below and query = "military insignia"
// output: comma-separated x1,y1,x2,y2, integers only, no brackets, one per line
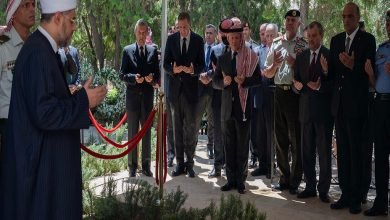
294,37,306,54
7,60,15,73
0,35,10,45
292,11,297,16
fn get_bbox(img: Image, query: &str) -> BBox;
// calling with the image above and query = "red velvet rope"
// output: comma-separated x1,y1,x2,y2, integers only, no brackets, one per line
92,109,157,148
155,112,168,185
155,114,160,185
89,110,127,133
81,109,157,159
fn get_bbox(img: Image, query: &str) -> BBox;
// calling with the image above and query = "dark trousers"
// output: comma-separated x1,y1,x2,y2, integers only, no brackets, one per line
335,112,366,206
212,90,224,169
196,88,214,151
166,100,175,160
274,88,302,188
222,117,250,187
372,98,390,211
251,88,274,170
0,119,7,162
171,93,198,167
361,92,375,198
127,96,153,170
301,120,333,194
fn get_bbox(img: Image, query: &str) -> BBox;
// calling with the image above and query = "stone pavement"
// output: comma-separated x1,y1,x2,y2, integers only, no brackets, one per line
88,135,387,220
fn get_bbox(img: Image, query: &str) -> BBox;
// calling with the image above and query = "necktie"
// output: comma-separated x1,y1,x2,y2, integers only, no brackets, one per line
232,51,238,77
205,45,211,71
182,38,187,56
309,52,316,80
140,46,145,60
345,36,351,53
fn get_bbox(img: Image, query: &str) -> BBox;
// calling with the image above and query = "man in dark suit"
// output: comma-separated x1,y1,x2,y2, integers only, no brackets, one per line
163,12,205,178
213,17,262,194
292,21,333,203
328,2,376,214
120,19,160,177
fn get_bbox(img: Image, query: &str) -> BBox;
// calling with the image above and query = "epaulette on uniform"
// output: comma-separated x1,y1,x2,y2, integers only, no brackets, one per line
0,35,10,45
378,40,389,48
273,36,282,42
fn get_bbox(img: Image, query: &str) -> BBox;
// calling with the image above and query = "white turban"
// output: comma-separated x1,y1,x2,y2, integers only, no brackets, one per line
6,0,22,24
40,0,77,14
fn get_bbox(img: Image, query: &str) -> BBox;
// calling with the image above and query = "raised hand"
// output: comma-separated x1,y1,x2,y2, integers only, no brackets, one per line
173,62,183,74
339,51,354,70
385,62,390,76
145,73,153,83
135,74,144,84
292,79,303,91
83,76,107,108
364,59,374,77
223,75,232,87
199,72,211,85
273,50,284,67
286,54,295,67
320,54,328,73
307,77,321,91
234,75,245,85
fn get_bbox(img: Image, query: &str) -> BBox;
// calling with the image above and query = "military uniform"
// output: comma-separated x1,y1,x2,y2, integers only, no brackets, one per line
265,32,307,191
0,27,24,152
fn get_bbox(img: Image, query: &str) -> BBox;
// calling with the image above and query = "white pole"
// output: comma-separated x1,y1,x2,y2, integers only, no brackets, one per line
160,0,168,92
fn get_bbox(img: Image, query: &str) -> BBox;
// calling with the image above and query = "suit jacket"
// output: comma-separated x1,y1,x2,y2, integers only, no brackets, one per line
120,43,160,111
0,30,90,220
294,46,333,123
163,31,205,105
329,29,376,118
212,51,262,122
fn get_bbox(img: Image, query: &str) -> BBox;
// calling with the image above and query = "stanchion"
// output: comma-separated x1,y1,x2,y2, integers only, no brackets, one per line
157,91,165,199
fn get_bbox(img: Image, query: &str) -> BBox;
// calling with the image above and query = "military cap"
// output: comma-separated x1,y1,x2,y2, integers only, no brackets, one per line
285,9,300,18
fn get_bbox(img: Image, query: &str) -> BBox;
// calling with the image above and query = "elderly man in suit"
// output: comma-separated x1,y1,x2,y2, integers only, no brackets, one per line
213,17,262,194
292,21,333,203
163,12,205,178
329,2,376,214
120,19,160,177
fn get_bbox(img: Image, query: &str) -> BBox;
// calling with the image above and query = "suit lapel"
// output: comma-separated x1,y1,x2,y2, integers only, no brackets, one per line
348,30,361,55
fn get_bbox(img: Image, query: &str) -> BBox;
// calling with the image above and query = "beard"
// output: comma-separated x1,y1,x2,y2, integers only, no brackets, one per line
58,22,71,48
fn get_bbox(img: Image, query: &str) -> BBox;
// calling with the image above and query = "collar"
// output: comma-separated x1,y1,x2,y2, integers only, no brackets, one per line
38,26,58,52
310,45,321,55
6,27,24,47
180,32,191,41
137,43,146,50
345,27,359,42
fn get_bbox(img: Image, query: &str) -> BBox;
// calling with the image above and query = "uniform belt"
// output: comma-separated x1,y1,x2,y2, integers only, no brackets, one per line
276,84,291,91
375,93,390,101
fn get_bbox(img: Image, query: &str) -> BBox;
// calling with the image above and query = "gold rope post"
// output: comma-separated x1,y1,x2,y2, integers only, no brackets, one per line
157,91,165,199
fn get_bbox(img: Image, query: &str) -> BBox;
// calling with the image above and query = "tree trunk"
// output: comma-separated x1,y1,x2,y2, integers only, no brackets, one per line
82,16,98,73
299,0,309,32
114,16,121,71
86,0,105,69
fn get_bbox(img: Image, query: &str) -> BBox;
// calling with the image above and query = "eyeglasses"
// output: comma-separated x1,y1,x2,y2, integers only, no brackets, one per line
20,1,36,9
61,12,78,26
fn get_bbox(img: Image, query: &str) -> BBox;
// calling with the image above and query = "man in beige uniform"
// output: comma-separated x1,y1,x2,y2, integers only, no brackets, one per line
0,0,36,156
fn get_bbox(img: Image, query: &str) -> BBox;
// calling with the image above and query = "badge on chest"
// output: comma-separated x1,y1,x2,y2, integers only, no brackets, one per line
6,60,15,74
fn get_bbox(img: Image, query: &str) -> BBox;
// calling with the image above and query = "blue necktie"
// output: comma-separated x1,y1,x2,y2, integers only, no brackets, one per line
205,45,211,71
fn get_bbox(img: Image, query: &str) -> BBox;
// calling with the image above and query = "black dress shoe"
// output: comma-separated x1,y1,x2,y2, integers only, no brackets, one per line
171,165,186,177
237,184,246,194
297,190,316,198
349,205,362,214
129,168,136,177
273,183,289,191
330,198,349,210
364,207,388,216
251,168,267,176
142,169,153,177
319,193,330,203
248,159,257,169
186,167,196,178
289,188,298,195
208,168,221,177
221,183,233,191
167,158,173,167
